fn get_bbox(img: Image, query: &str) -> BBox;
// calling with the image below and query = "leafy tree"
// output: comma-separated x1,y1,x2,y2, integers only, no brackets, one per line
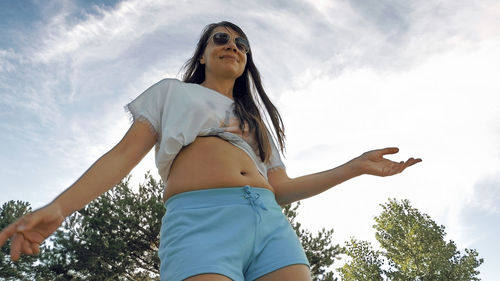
283,202,343,281
339,198,484,281
338,238,384,281
0,201,38,281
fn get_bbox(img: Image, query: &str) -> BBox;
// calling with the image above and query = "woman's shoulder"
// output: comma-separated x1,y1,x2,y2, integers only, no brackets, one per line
153,77,183,88
143,78,190,98
154,78,200,93
148,78,208,106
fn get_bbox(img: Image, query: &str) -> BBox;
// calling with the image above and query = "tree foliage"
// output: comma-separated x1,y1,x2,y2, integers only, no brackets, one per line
339,238,384,281
339,198,484,281
283,201,343,281
0,201,37,281
38,172,164,280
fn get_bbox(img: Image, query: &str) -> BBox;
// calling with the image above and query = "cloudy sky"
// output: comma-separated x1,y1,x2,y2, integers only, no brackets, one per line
1,0,499,279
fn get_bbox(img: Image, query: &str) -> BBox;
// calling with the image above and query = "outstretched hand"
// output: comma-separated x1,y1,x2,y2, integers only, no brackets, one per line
355,147,422,177
0,203,65,261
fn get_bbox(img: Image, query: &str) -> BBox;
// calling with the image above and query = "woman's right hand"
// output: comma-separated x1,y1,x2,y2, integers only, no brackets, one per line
0,202,65,261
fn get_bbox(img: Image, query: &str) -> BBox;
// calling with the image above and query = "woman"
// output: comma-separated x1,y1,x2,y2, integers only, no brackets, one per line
0,21,421,281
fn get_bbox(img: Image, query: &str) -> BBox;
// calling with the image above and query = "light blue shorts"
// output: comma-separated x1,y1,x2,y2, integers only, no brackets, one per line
158,185,310,281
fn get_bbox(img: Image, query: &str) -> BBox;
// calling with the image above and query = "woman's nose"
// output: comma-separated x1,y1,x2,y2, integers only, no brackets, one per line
224,39,238,52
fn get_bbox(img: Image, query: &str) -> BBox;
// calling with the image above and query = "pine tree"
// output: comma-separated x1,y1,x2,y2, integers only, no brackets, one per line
0,201,38,281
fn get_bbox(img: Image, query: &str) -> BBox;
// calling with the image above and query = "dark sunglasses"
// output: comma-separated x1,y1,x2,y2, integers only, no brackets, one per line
210,32,250,54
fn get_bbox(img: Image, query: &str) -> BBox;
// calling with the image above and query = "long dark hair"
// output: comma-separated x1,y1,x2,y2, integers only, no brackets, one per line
181,21,285,163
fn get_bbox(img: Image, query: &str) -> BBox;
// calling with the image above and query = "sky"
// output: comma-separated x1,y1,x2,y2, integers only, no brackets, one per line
1,0,499,279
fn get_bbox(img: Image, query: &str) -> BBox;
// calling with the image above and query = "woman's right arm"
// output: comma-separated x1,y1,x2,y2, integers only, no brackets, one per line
0,120,157,261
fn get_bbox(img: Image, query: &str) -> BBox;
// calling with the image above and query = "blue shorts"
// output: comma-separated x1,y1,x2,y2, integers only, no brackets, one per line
158,185,310,281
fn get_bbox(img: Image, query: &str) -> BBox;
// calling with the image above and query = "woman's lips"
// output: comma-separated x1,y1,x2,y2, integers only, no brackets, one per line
220,55,238,61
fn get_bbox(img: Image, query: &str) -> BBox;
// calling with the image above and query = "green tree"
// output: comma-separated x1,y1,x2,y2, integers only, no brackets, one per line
37,172,163,280
339,198,484,281
0,201,38,281
338,238,384,281
283,202,343,281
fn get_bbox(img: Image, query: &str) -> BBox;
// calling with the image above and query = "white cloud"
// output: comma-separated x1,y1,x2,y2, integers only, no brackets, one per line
469,173,500,215
33,0,160,63
0,50,18,73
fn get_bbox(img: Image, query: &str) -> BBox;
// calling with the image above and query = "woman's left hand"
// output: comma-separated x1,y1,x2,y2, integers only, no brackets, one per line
354,147,422,177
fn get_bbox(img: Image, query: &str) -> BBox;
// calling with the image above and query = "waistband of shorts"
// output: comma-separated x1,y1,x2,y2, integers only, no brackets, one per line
164,186,278,212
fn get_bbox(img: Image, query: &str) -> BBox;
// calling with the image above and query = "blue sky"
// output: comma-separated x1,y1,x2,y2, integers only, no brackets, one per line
1,0,499,279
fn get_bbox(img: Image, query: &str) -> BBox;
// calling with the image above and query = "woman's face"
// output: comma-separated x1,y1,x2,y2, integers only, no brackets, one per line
200,26,248,80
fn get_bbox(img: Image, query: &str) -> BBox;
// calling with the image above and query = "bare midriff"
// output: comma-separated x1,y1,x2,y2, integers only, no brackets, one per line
164,136,274,202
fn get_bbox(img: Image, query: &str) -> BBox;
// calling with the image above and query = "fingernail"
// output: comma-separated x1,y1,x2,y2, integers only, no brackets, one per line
17,225,25,231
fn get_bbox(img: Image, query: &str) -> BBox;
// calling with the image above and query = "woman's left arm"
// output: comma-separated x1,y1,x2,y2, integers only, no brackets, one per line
268,147,422,206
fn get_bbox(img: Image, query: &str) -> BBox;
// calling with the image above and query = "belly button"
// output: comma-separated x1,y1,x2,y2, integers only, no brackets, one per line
240,171,247,175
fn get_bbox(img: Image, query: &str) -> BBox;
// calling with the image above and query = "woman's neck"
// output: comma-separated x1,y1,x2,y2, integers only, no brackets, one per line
200,77,235,100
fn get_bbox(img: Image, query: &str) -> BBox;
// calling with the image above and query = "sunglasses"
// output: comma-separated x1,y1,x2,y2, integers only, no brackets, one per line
210,32,250,54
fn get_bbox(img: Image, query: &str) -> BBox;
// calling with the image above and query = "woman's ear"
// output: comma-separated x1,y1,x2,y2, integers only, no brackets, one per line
199,55,205,65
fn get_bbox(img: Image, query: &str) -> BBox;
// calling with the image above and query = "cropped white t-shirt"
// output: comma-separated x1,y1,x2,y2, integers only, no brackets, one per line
125,78,285,187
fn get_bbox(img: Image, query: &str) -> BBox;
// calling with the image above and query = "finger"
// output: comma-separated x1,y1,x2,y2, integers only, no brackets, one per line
399,158,421,173
22,238,33,255
412,158,423,164
0,223,18,247
380,147,399,155
32,243,40,255
405,158,422,168
10,233,24,261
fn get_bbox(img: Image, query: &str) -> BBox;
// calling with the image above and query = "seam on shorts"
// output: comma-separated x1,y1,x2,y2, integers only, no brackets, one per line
245,259,310,281
170,264,242,281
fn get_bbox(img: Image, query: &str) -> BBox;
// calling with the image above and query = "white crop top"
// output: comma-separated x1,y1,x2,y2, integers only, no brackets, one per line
125,78,285,187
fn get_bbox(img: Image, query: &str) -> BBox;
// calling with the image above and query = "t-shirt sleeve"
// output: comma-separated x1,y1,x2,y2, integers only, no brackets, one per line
266,130,286,172
125,79,169,138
